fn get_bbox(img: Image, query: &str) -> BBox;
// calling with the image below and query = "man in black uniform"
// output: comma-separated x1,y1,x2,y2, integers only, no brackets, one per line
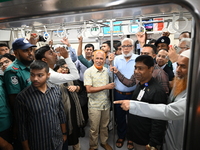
127,55,167,150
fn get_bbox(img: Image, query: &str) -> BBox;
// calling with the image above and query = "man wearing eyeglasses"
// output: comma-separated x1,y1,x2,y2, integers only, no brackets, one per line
109,38,138,149
177,38,191,54
156,50,174,87
111,44,169,94
0,44,11,75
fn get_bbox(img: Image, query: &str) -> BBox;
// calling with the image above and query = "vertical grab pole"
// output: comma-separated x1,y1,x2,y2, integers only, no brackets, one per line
110,19,116,150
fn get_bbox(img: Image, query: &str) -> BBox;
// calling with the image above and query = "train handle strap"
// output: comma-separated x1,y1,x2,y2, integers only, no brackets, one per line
117,23,125,39
56,25,67,38
43,25,50,41
82,21,87,37
136,17,146,35
172,14,188,32
77,27,83,38
90,23,101,37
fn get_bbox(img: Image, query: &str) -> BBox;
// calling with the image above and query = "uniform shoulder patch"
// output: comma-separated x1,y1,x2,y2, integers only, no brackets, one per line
12,66,19,70
11,76,18,85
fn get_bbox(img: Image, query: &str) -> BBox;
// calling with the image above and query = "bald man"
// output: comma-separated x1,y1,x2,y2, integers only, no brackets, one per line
114,50,190,150
156,50,174,87
84,50,114,150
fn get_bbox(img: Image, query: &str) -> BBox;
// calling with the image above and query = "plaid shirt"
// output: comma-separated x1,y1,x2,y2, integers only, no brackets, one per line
84,66,110,110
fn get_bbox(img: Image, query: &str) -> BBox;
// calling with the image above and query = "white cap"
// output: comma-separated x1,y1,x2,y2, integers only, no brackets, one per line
180,49,190,59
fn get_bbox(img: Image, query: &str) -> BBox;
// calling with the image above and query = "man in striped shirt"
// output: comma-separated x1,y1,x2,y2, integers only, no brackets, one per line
15,60,67,150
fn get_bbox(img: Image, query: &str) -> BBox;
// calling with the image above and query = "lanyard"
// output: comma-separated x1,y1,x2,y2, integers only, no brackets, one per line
137,82,148,101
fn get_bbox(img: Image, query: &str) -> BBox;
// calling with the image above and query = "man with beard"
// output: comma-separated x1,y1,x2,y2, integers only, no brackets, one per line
3,38,36,112
15,60,67,150
114,49,190,150
3,38,36,150
84,50,115,150
109,38,138,149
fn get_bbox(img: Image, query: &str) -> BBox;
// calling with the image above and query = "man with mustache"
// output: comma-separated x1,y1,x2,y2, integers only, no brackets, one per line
3,38,36,112
84,50,115,150
3,38,36,150
111,44,169,94
114,49,190,150
109,38,139,149
118,55,167,150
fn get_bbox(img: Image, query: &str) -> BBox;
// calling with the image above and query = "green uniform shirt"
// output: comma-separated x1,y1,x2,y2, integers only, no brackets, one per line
3,59,31,95
0,76,12,132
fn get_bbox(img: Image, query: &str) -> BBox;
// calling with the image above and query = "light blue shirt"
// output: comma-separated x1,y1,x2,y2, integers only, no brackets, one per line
75,59,89,82
68,46,77,62
113,54,139,92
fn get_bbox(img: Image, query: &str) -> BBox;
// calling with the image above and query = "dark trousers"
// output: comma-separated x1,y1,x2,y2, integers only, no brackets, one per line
0,127,13,144
114,90,132,139
62,140,68,150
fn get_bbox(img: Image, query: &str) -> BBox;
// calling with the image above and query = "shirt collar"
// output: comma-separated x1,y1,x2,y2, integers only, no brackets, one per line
119,53,138,60
160,64,167,69
30,81,55,93
92,65,106,73
15,59,30,70
139,77,154,88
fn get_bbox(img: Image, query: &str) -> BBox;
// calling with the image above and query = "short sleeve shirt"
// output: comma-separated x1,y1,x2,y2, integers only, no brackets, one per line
84,66,110,110
3,59,31,94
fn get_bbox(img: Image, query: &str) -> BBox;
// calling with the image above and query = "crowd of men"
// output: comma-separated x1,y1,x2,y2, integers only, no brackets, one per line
0,31,191,150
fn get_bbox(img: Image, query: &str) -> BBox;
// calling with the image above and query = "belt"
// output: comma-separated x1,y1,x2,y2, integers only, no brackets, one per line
115,90,133,95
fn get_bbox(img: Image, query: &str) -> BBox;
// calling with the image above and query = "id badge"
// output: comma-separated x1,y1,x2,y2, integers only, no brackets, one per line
137,89,145,101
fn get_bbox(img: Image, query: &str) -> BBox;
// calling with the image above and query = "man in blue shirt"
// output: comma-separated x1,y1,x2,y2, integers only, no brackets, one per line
109,38,138,149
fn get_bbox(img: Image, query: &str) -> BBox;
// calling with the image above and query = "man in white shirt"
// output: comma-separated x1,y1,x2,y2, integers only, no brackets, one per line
35,45,79,85
114,50,190,150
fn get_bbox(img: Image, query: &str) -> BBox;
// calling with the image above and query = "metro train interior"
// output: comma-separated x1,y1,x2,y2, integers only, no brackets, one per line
0,0,200,150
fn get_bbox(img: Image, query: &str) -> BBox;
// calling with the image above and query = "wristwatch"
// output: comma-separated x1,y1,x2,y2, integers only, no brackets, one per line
62,132,67,135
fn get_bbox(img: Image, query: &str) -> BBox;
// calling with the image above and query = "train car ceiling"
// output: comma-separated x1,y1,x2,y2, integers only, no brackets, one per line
0,3,192,31
0,2,193,46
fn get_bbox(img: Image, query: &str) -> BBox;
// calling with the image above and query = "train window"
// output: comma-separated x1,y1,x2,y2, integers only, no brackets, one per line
0,1,199,149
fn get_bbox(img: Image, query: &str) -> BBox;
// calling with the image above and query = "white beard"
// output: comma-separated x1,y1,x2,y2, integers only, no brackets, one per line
122,50,133,58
